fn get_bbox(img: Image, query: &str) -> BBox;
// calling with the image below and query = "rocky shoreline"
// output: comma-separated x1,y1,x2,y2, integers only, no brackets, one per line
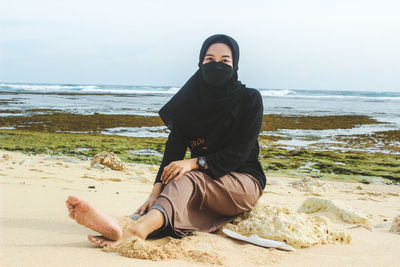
0,112,399,183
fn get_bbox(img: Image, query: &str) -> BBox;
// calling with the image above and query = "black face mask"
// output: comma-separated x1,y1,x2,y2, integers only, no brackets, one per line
201,61,234,87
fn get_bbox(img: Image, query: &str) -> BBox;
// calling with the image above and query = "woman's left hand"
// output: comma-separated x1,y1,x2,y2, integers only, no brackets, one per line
161,158,197,184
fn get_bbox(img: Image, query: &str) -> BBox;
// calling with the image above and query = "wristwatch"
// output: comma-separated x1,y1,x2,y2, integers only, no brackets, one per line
196,156,207,170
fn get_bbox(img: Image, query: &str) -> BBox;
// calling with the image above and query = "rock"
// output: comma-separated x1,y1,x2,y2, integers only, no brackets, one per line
91,152,127,171
88,185,96,189
390,215,400,233
298,197,372,226
2,154,10,160
230,199,351,248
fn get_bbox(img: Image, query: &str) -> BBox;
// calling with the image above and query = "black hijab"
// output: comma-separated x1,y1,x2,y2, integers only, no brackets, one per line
159,34,247,142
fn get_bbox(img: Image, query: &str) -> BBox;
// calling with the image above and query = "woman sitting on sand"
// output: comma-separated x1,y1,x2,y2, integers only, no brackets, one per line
66,34,266,247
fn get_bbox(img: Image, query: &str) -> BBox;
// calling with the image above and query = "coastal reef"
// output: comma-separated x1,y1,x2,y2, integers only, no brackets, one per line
0,112,399,183
229,198,352,248
0,112,379,132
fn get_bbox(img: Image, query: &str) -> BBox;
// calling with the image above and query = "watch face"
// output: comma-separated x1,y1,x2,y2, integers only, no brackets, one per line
199,158,206,168
199,158,205,166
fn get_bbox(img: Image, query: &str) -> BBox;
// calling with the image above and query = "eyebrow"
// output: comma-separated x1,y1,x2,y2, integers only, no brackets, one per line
205,53,232,58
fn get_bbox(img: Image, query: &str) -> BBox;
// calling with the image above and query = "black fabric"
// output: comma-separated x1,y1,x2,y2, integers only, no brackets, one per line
198,34,240,71
155,34,266,189
158,34,244,135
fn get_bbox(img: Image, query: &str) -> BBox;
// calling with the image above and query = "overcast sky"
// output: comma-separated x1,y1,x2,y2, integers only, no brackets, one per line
1,0,399,91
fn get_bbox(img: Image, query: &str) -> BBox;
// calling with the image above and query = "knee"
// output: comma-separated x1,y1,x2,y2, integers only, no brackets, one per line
182,170,205,185
165,170,202,188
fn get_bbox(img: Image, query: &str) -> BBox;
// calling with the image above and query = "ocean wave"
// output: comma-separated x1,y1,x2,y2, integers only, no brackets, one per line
0,83,99,92
259,89,296,97
2,83,399,100
258,88,400,101
80,87,180,95
275,94,400,101
0,83,180,95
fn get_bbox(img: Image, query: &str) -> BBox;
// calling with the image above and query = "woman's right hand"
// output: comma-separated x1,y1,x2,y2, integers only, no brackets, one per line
135,182,163,215
135,195,158,215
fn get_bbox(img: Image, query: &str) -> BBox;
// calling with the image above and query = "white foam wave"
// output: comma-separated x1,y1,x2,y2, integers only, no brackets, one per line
81,87,180,94
259,89,295,97
0,83,98,91
282,94,400,101
0,83,181,95
258,89,400,101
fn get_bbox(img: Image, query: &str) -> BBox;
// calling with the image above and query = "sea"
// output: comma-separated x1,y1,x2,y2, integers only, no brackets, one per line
1,82,399,153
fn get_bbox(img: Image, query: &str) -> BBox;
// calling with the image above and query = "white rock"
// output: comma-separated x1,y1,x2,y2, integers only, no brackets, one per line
231,199,351,248
298,197,372,226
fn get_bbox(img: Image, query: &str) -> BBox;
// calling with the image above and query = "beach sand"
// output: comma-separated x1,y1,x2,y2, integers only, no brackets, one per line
1,150,399,266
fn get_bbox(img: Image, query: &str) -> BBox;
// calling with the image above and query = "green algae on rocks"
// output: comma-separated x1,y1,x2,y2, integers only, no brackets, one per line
335,130,400,154
0,130,167,165
0,111,396,183
0,112,380,133
259,147,400,183
260,114,380,131
0,113,164,132
0,129,399,183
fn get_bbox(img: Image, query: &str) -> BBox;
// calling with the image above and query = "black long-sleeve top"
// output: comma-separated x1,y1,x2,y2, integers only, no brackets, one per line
154,88,266,189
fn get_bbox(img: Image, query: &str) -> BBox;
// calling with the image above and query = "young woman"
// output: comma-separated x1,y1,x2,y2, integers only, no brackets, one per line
66,34,266,247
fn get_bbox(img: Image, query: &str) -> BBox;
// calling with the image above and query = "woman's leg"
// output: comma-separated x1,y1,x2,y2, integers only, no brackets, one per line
88,208,164,247
66,196,164,247
153,170,262,237
66,196,124,241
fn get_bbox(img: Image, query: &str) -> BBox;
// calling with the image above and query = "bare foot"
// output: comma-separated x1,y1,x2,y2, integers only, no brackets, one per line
88,234,115,248
66,196,122,241
88,218,147,248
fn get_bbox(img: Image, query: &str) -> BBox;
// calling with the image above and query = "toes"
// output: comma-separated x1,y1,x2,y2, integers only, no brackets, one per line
67,204,74,213
88,235,103,246
87,234,119,249
67,205,76,218
67,196,81,205
88,234,99,245
101,240,114,248
66,201,73,211
88,234,112,247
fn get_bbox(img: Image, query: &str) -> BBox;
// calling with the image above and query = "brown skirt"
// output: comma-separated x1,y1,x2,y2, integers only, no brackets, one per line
154,170,263,237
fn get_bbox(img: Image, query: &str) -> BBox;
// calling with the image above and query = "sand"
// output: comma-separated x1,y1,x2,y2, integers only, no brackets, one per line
1,150,400,266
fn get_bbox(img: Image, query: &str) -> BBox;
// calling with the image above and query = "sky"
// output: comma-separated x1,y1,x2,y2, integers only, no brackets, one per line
0,0,399,91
